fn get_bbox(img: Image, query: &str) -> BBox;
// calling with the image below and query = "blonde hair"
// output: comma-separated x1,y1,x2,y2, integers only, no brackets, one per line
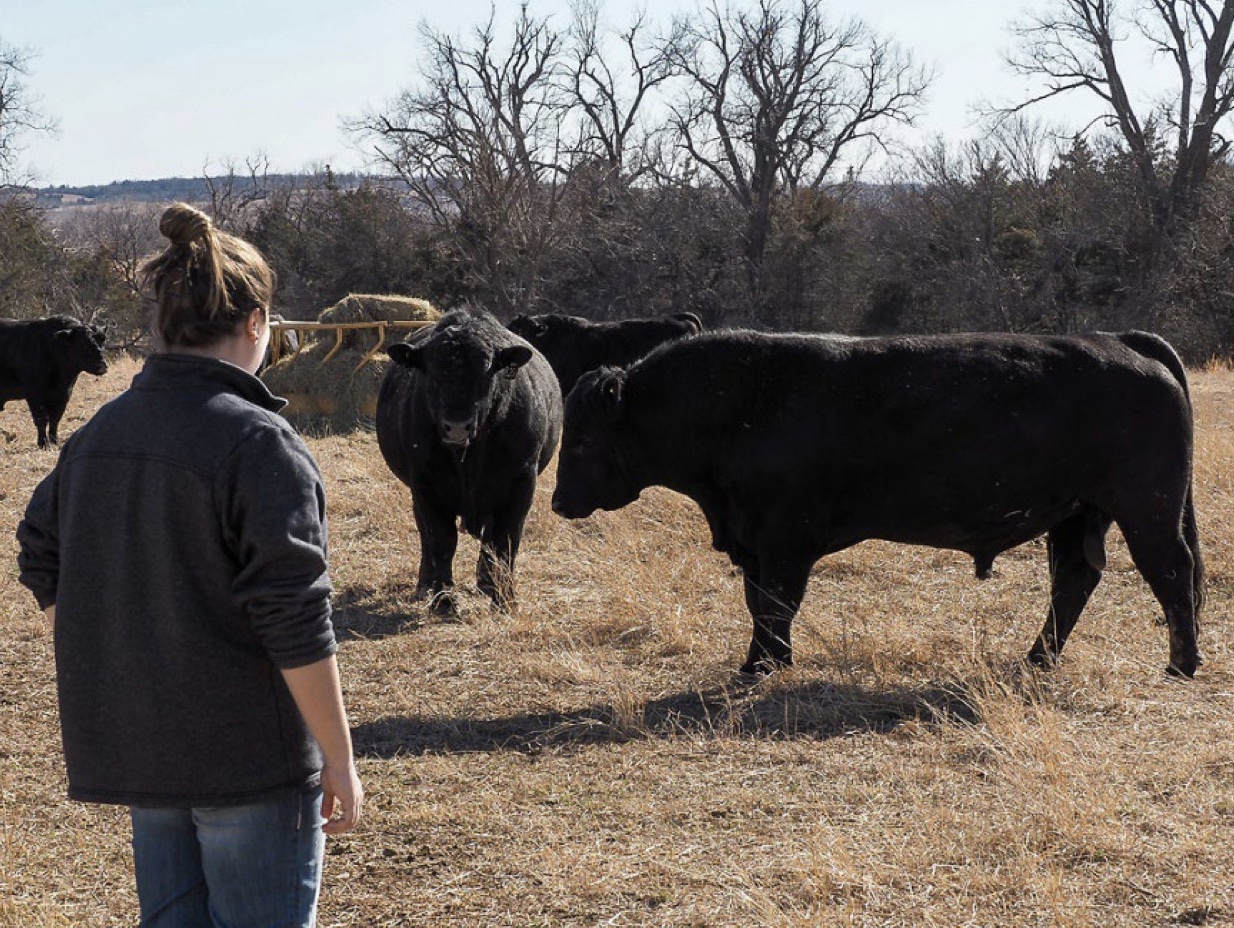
141,202,276,348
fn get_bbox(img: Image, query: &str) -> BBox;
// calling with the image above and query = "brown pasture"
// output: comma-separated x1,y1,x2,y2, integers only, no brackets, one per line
1,354,1232,926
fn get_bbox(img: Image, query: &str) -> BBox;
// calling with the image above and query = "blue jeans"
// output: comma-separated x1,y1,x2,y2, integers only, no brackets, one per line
130,785,326,928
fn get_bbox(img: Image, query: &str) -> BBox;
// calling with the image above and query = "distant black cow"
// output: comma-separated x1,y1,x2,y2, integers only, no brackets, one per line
262,313,300,371
551,330,1203,678
0,316,108,448
507,311,702,396
377,307,562,613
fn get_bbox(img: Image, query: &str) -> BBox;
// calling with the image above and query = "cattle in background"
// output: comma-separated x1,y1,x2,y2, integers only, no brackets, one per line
506,311,703,396
551,330,1203,678
376,306,562,614
262,313,300,371
0,316,109,447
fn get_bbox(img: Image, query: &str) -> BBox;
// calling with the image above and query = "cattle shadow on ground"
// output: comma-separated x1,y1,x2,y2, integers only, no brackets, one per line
351,680,980,758
333,607,426,641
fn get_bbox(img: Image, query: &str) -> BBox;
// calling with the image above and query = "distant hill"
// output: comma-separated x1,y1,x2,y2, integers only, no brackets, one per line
30,172,372,207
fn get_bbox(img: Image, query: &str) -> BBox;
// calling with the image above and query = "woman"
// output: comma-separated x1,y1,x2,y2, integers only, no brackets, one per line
17,202,363,926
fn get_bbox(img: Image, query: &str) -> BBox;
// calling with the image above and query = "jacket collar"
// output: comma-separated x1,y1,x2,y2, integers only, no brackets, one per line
133,353,288,413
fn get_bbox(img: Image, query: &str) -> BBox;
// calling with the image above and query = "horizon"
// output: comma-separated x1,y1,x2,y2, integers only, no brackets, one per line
8,0,1179,189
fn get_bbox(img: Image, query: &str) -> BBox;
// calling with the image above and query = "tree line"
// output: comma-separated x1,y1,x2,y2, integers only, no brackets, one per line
3,0,1234,359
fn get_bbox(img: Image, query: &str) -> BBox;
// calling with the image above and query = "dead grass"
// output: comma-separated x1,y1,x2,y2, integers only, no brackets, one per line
1,355,1232,926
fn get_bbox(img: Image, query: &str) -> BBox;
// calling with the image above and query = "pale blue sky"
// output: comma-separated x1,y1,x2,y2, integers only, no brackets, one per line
5,0,1165,187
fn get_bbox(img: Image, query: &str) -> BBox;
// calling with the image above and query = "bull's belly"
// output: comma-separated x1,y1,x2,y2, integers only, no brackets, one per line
855,498,1084,558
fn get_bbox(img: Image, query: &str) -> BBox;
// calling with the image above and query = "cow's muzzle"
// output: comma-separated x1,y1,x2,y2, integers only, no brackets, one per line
439,418,476,446
551,494,595,519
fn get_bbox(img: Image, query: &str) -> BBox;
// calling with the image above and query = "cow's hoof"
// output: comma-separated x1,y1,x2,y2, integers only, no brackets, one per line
428,590,459,618
1166,654,1202,679
1025,648,1058,671
738,657,790,678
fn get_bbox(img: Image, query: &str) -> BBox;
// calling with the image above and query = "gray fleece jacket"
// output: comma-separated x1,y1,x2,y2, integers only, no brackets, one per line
17,353,336,806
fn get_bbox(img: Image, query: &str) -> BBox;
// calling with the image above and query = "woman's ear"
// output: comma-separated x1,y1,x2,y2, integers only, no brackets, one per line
246,308,265,342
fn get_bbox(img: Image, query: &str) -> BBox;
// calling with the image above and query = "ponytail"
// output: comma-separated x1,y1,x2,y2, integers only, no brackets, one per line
141,203,276,348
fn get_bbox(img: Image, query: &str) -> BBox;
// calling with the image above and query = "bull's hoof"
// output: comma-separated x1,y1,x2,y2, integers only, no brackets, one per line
478,584,514,614
1025,647,1059,671
738,656,791,677
428,590,459,618
1166,652,1202,679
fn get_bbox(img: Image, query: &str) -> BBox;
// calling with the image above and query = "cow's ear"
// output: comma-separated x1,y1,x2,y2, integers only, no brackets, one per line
598,368,626,419
514,315,547,336
388,342,423,369
674,312,703,333
54,328,75,342
494,345,533,375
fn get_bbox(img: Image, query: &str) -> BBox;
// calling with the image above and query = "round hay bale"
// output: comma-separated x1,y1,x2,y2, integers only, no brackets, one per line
262,294,439,431
261,340,393,432
315,293,439,352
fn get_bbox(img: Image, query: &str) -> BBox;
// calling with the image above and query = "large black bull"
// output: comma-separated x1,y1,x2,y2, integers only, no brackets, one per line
551,330,1203,678
0,316,108,447
507,311,702,396
376,307,562,613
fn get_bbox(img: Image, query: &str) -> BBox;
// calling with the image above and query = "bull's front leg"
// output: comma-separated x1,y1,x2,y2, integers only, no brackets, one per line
27,400,52,448
739,556,812,676
46,397,69,446
411,491,459,616
477,470,535,611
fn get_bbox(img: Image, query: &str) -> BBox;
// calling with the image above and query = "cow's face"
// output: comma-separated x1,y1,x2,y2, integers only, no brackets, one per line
552,367,641,518
507,314,574,353
506,314,545,342
389,324,532,453
56,323,109,377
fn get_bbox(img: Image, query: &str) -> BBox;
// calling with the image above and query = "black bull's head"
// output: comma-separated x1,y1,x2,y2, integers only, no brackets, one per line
552,366,642,518
58,322,109,377
388,325,532,454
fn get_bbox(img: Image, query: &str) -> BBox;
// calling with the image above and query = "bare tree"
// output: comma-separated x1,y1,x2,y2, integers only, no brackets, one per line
663,0,930,304
57,201,164,345
350,5,571,314
0,39,55,186
564,0,677,177
1005,0,1234,235
204,154,273,230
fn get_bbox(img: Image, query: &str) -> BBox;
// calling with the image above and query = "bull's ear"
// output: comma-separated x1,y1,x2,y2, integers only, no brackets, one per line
388,342,423,369
674,312,703,333
494,345,533,375
54,329,75,341
513,315,546,336
598,368,626,419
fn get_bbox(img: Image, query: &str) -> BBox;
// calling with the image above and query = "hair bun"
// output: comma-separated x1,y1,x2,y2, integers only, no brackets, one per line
159,202,212,246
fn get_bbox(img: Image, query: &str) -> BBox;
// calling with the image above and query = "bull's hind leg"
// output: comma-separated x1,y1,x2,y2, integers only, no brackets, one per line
1119,517,1202,677
1028,510,1110,669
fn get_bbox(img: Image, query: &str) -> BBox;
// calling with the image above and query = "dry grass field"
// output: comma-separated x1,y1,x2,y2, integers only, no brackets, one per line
1,353,1232,927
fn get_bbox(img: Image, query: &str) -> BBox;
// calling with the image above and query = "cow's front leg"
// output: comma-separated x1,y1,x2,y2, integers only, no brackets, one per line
740,556,811,676
46,399,68,446
27,401,51,448
411,492,459,615
478,470,535,611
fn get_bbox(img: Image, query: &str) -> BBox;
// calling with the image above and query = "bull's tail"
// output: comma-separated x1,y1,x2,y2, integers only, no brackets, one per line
1180,481,1206,638
1117,331,1205,628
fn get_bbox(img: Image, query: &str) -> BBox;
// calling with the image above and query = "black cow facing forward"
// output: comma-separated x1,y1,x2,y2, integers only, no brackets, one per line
0,316,108,447
552,330,1203,678
377,307,562,613
507,311,702,396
